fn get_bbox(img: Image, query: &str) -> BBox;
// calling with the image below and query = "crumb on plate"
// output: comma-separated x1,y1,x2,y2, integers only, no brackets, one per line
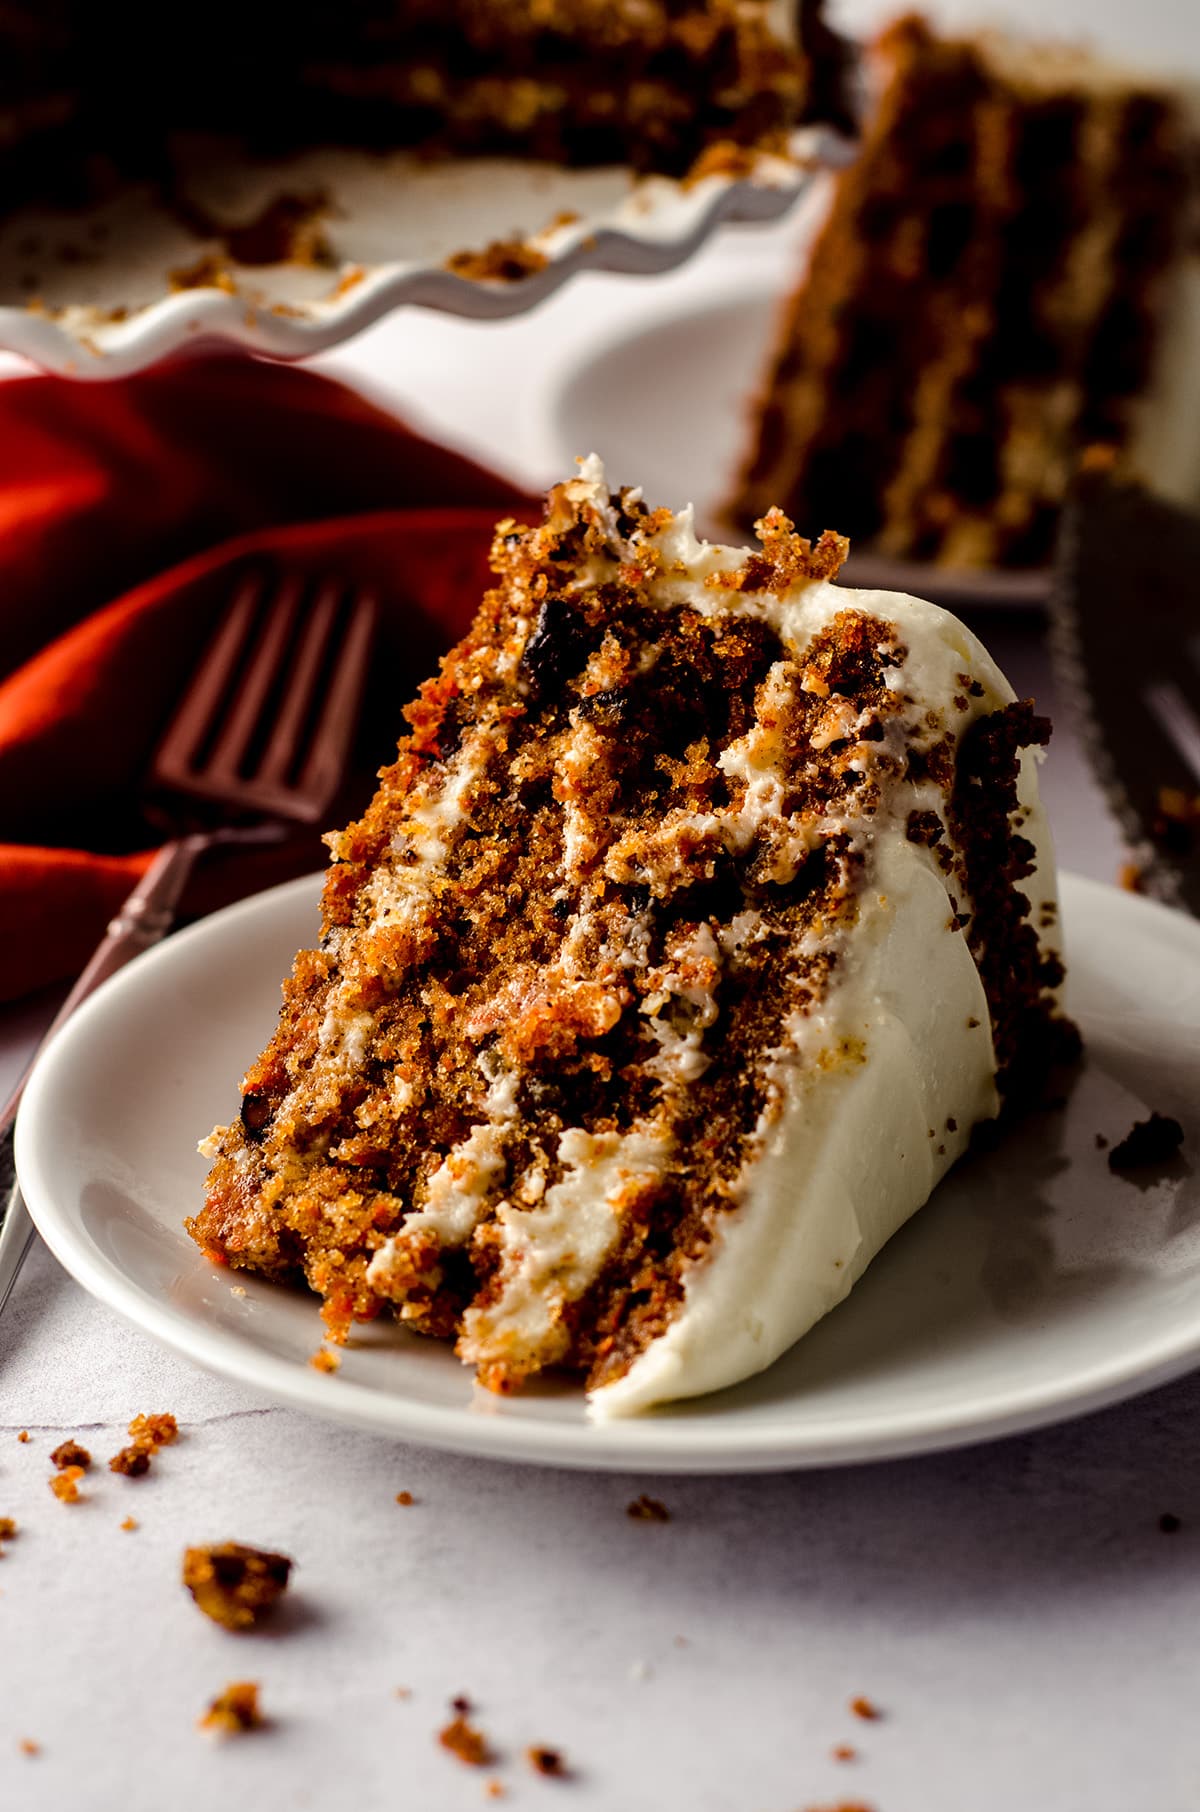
1108,1112,1185,1172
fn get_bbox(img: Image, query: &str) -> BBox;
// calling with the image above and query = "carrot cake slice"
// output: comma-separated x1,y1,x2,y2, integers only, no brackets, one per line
190,456,1071,1415
732,14,1198,570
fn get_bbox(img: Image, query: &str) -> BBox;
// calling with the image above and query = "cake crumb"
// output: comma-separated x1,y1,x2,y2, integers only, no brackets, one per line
121,1516,139,1532
183,1543,293,1630
626,1494,670,1522
850,1696,882,1721
50,1439,91,1472
1118,861,1145,893
18,1738,39,1757
450,1695,473,1714
527,1745,569,1778
49,1466,85,1504
200,1681,264,1735
0,1516,17,1545
310,1347,341,1374
832,1744,858,1761
109,1445,151,1477
1159,1512,1182,1534
1108,1113,1185,1172
396,1490,414,1506
485,1781,506,1800
231,1285,247,1298
129,1413,178,1450
445,238,548,283
110,1412,179,1478
439,1714,491,1767
16,1431,28,1443
395,1686,412,1700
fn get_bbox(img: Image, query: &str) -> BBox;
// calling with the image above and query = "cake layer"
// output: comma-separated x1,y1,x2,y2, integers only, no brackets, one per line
191,457,1069,1414
732,14,1195,570
0,1,850,220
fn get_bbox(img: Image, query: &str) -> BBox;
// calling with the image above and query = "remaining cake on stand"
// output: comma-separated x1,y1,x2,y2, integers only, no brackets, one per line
191,457,1072,1416
732,14,1197,571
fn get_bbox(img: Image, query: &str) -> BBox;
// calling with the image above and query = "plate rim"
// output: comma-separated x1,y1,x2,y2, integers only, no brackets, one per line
15,867,1200,1473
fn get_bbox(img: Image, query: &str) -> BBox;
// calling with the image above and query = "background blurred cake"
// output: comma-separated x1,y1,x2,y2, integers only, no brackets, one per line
732,13,1199,570
0,1,853,221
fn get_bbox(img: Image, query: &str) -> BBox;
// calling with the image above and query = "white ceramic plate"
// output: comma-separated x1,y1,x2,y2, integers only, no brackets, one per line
15,870,1200,1473
549,280,1052,609
0,129,846,379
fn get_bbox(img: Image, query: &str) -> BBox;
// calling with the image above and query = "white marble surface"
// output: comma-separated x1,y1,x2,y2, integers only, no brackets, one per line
3,3,1199,1805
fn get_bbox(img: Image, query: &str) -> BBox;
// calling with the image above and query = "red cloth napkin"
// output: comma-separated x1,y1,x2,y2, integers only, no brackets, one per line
0,355,537,1004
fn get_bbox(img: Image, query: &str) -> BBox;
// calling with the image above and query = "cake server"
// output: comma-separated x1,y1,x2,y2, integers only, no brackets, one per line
0,565,376,1318
1049,472,1200,918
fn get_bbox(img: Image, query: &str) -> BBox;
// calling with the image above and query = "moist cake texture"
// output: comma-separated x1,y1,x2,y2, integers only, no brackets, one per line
191,456,1069,1414
733,13,1197,570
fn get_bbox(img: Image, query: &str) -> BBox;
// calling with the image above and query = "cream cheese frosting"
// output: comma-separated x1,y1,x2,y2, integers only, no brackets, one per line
537,459,1063,1418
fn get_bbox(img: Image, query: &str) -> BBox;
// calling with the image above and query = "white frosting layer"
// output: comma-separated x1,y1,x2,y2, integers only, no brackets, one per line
542,458,1063,1419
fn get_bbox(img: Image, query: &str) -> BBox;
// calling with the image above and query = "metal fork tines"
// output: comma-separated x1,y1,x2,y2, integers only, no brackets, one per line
0,562,377,1318
155,569,377,824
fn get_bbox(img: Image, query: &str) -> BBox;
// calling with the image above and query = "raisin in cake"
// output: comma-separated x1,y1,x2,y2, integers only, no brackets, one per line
733,13,1198,571
191,456,1071,1416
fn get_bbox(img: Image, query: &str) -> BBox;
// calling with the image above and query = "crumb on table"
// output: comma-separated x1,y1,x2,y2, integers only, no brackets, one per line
18,1738,39,1757
17,1431,29,1443
129,1413,178,1449
109,1446,151,1477
832,1743,858,1761
121,1516,139,1533
50,1440,91,1472
439,1714,491,1767
310,1347,341,1374
626,1494,670,1522
527,1745,569,1777
396,1490,414,1506
200,1681,264,1735
109,1412,179,1478
0,1516,17,1545
49,1466,85,1504
1108,1112,1185,1172
183,1542,293,1631
850,1696,882,1721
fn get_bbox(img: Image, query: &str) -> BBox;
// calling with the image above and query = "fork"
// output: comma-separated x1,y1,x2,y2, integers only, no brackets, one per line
0,564,377,1315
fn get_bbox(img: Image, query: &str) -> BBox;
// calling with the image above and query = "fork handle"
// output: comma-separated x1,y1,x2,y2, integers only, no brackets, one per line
0,832,213,1320
0,833,209,1138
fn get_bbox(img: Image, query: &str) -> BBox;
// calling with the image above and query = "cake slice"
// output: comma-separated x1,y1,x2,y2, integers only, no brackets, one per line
732,14,1197,570
190,457,1071,1415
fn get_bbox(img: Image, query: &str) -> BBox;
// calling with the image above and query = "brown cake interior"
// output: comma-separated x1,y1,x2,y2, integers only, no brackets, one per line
190,470,1066,1395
